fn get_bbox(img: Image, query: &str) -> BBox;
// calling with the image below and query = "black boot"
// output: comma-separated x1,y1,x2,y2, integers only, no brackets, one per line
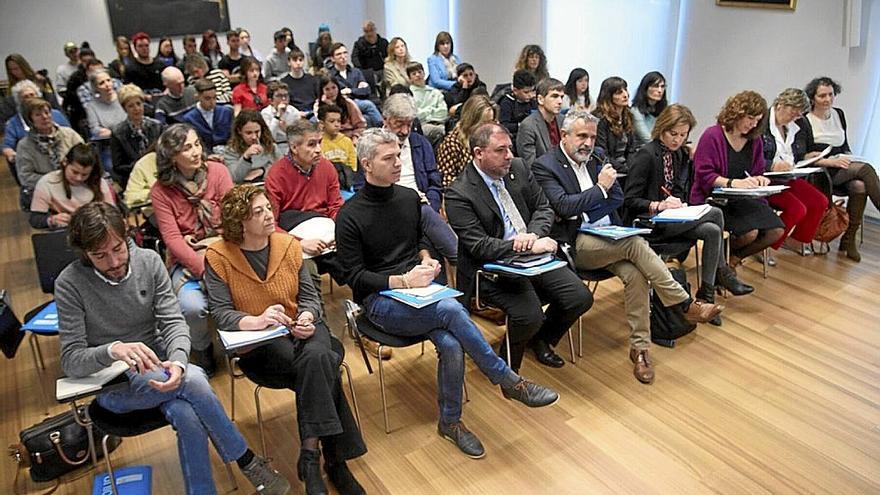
716,265,754,296
325,461,365,495
840,193,866,262
696,285,722,326
298,448,328,495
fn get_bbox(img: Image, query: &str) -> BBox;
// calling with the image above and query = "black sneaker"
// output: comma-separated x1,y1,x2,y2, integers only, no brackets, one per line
501,378,559,407
325,461,365,495
241,455,291,495
437,421,485,459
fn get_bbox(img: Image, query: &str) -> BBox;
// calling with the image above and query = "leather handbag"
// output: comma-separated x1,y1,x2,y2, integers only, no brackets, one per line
0,289,25,359
813,199,849,243
8,407,121,489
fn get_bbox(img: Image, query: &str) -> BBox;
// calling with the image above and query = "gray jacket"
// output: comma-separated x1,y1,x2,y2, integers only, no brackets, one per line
515,111,564,167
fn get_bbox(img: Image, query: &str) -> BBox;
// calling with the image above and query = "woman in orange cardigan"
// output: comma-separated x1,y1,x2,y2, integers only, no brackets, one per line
205,184,366,495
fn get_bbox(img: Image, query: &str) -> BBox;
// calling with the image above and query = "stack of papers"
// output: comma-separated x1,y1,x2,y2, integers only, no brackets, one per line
380,283,463,308
499,253,554,268
579,225,652,240
483,258,567,276
713,185,789,196
795,146,831,167
289,217,336,259
56,360,130,401
219,326,290,352
651,204,712,223
765,167,822,177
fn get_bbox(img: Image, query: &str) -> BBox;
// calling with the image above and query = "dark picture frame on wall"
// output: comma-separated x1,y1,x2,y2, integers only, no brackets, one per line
106,0,230,38
716,0,797,10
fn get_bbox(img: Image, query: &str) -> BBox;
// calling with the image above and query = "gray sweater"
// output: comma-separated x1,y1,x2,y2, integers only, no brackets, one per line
56,242,191,378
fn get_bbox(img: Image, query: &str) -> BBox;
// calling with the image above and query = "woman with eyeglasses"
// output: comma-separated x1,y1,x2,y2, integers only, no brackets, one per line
630,72,668,150
232,57,268,115
760,88,828,256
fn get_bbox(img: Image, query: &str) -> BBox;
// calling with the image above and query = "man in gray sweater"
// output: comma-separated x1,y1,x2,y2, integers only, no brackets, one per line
56,203,290,495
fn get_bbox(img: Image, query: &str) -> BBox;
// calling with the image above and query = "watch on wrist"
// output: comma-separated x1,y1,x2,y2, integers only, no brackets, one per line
727,178,734,188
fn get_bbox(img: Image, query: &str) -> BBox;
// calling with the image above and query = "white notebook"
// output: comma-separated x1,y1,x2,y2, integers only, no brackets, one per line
56,360,130,401
218,327,290,351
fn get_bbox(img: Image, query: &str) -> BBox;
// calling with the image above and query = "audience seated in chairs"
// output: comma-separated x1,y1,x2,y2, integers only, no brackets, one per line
761,88,828,256
593,76,636,174
218,30,245,86
498,69,537,142
516,78,565,167
232,56,269,115
630,71,668,150
3,80,71,176
436,94,497,188
205,184,367,495
16,98,84,200
223,109,281,183
154,66,197,125
690,91,785,272
123,151,157,208
624,104,753,323
29,143,115,229
315,76,366,141
151,124,234,375
562,67,591,112
796,76,880,262
180,79,234,154
262,30,290,82
111,84,165,187
532,111,723,383
125,32,164,94
280,48,320,115
445,122,593,372
261,82,301,155
406,62,447,145
200,29,224,70
55,202,290,495
337,127,559,459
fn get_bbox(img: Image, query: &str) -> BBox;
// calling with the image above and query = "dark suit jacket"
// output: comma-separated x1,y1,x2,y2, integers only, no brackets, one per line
623,140,690,225
515,111,564,167
532,145,623,259
445,158,554,301
110,117,165,186
180,105,233,150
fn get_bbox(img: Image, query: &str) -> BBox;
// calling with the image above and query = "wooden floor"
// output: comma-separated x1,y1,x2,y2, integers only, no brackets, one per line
1,163,878,495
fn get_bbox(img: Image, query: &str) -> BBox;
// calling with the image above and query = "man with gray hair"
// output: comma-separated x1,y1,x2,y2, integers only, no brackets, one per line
336,127,559,460
532,109,723,384
155,66,197,124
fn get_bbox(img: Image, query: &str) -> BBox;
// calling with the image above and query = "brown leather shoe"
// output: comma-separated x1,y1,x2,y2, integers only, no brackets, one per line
629,347,655,384
360,336,392,360
682,300,724,324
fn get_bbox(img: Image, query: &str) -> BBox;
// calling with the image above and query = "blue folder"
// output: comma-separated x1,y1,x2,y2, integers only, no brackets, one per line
21,301,59,334
380,284,463,309
92,465,152,495
482,259,567,277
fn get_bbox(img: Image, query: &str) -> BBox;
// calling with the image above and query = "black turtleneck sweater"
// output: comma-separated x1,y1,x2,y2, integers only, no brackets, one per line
336,182,427,303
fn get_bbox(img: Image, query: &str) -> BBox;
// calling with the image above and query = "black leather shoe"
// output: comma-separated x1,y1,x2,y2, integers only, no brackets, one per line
716,265,754,296
531,340,565,368
325,461,365,495
190,343,217,377
438,421,485,459
297,448,328,494
501,378,559,407
708,314,722,326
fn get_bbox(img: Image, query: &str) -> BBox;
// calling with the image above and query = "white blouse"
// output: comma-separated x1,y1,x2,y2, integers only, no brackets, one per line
807,110,845,147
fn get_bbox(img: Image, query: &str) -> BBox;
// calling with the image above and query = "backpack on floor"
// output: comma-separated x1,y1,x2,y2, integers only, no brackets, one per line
650,267,696,348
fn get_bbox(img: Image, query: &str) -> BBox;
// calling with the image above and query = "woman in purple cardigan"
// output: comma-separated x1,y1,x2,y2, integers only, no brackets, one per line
690,91,784,271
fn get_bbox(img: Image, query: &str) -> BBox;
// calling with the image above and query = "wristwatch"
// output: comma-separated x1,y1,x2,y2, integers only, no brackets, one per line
726,178,734,188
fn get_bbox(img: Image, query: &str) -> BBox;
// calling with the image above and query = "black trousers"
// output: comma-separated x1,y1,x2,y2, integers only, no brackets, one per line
237,322,367,462
479,265,592,371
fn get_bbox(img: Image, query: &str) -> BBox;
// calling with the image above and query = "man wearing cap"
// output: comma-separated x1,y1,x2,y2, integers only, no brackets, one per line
262,31,289,82
56,42,79,101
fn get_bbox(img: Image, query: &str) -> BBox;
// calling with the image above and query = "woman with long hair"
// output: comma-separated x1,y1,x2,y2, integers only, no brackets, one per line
436,94,498,187
562,68,590,111
200,29,223,69
427,31,461,90
630,71,668,149
5,53,54,99
383,37,411,95
223,110,280,183
232,56,268,115
156,37,179,67
237,28,264,62
108,36,132,80
514,45,549,83
151,124,234,374
593,76,635,172
30,143,115,229
690,90,784,273
315,76,366,140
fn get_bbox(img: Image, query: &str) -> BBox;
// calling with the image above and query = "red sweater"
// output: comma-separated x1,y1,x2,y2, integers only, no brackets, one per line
265,155,343,221
150,161,233,277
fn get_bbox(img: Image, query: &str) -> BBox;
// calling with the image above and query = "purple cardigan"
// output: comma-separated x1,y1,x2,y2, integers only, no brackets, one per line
690,124,766,204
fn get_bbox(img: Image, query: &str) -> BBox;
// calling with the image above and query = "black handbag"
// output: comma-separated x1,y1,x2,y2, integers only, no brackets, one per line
650,267,697,347
9,407,122,488
0,289,25,359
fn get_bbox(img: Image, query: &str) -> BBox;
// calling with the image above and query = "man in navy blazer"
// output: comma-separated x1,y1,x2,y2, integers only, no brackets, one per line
532,110,723,384
445,122,592,372
180,79,233,152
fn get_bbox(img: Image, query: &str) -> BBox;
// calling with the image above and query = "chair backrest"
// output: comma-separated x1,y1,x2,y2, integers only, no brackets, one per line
31,230,78,294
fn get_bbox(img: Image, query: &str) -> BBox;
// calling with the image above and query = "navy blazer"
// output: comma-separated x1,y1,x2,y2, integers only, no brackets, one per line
532,145,624,257
445,158,554,301
180,104,233,150
353,131,444,210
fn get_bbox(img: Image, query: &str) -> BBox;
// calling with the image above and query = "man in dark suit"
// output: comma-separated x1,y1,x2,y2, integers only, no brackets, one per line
532,110,723,384
515,78,565,166
179,79,233,152
445,123,592,372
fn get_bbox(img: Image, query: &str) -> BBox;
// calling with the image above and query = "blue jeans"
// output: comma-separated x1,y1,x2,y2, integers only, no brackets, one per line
354,99,383,127
170,265,211,351
364,294,511,423
97,365,247,495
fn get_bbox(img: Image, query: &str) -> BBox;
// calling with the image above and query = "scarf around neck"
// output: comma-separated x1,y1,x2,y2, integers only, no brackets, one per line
174,166,218,239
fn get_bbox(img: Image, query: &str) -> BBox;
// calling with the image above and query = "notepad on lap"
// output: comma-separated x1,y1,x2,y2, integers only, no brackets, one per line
56,360,130,401
219,326,290,351
651,204,712,223
579,226,653,240
764,167,823,177
795,145,831,167
380,284,463,308
482,259,567,276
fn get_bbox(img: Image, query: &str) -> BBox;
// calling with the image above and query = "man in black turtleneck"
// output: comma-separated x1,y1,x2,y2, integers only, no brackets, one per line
335,128,559,461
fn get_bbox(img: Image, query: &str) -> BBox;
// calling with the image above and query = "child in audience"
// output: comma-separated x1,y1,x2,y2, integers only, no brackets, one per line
319,103,357,173
498,69,537,139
